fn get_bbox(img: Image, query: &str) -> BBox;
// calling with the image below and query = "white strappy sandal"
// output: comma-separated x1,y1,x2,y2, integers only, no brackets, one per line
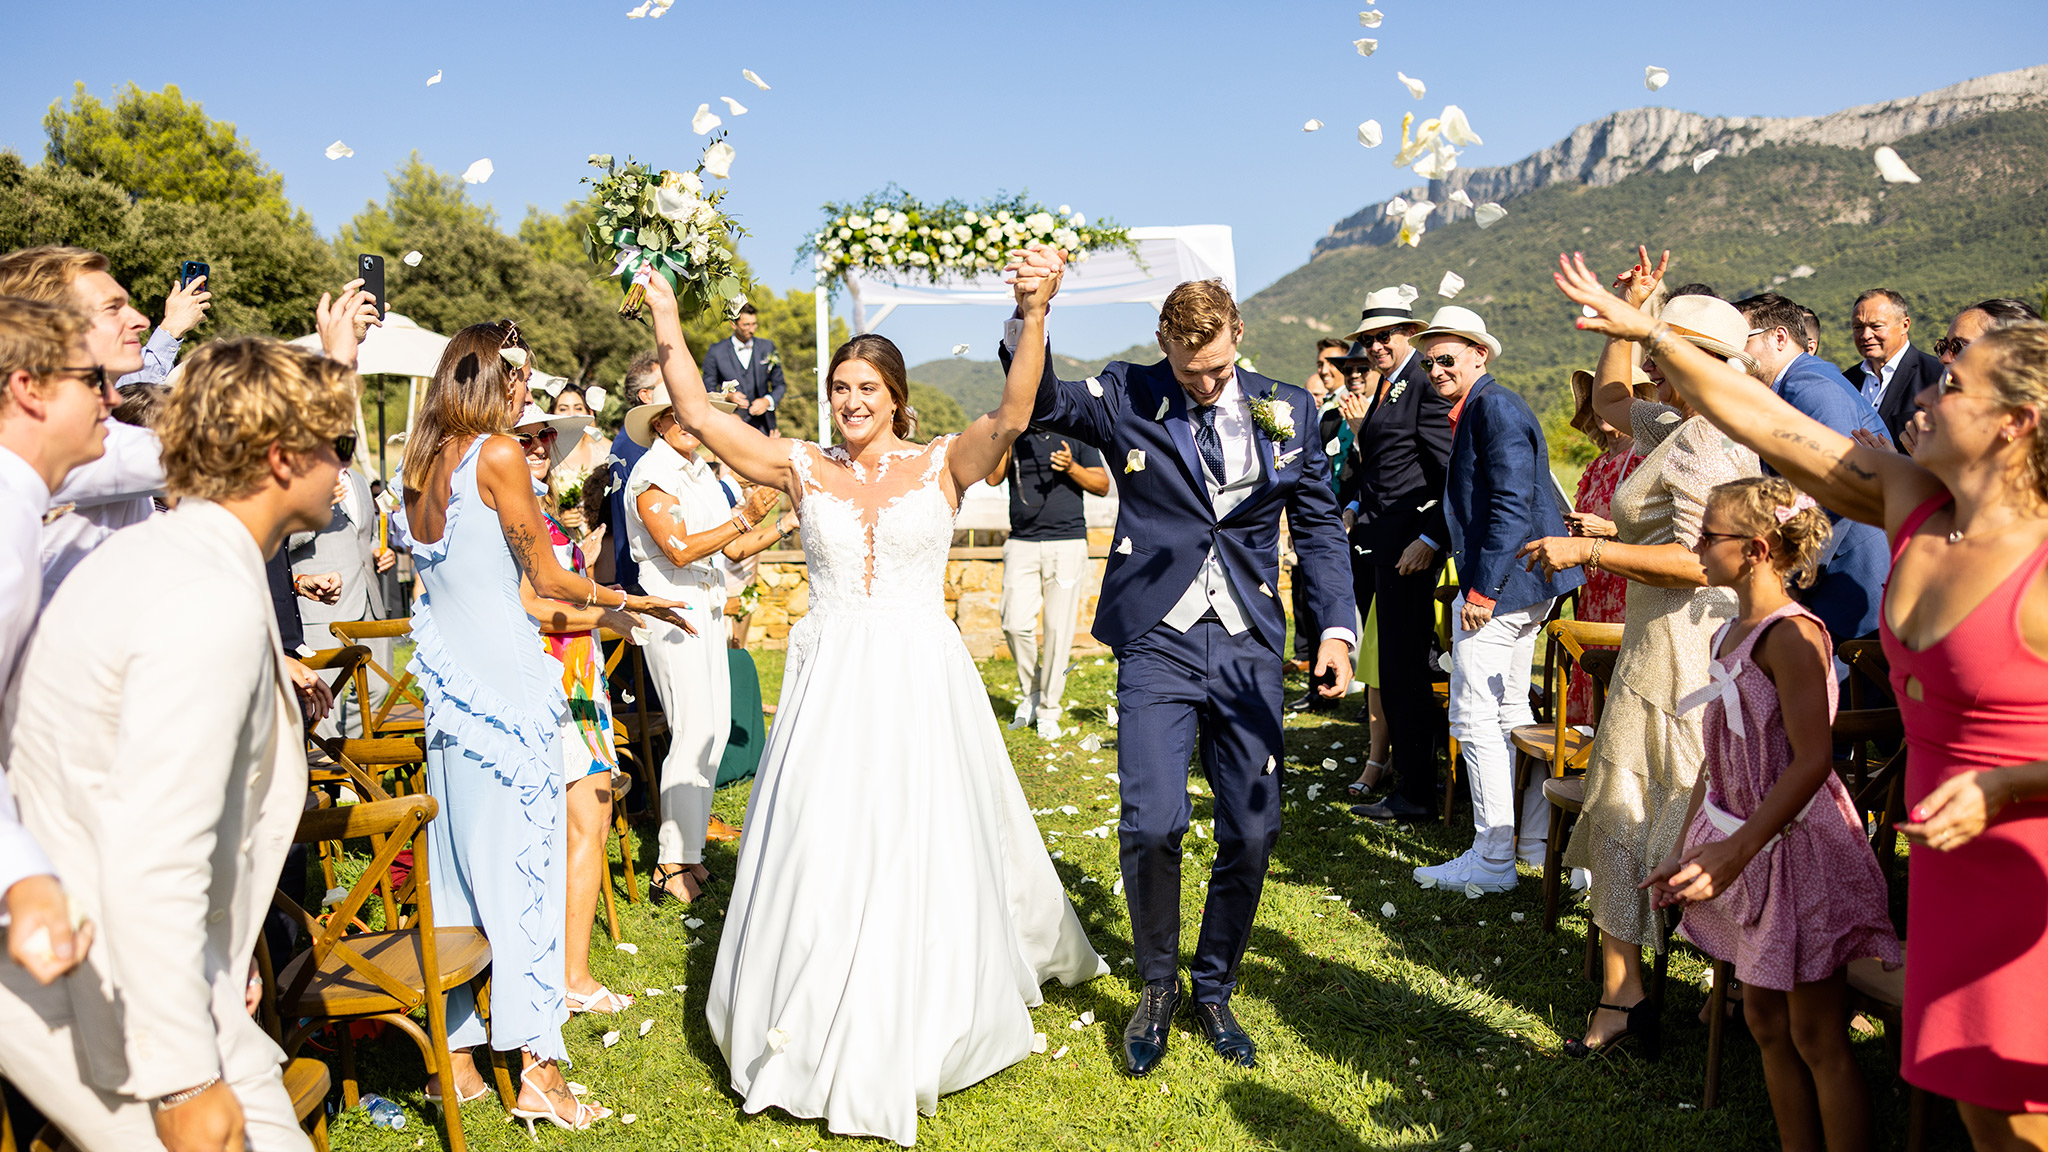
564,985,635,1015
509,1060,611,1135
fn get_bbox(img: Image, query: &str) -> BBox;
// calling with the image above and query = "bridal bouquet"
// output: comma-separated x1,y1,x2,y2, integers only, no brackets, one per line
582,138,748,319
797,187,1137,284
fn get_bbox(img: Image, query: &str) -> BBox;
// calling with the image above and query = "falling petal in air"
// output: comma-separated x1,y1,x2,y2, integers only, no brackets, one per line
1384,196,1410,218
1354,38,1378,57
324,140,353,160
1359,9,1383,26
1644,65,1670,91
742,69,770,90
1438,271,1465,299
1438,105,1483,146
720,96,748,116
1473,203,1507,229
625,0,652,16
461,158,493,184
1873,146,1921,183
951,343,970,356
1691,148,1720,173
692,104,722,135
1303,119,1324,132
426,70,442,86
402,251,423,267
703,141,736,178
1448,189,1473,208
1397,72,1426,99
1357,120,1382,148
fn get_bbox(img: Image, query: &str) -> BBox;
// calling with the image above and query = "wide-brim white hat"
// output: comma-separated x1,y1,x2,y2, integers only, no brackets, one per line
1658,295,1760,372
513,402,592,470
624,384,736,448
1345,284,1424,340
1414,305,1502,360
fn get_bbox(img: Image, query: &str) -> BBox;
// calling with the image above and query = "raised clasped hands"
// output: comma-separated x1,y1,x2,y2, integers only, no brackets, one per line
1005,244,1065,312
1518,534,1594,578
1554,253,1658,344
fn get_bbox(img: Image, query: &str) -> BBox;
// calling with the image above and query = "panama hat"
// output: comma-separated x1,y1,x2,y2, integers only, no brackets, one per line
1345,284,1423,340
624,384,738,449
513,402,592,470
1414,305,1502,360
1656,295,1759,372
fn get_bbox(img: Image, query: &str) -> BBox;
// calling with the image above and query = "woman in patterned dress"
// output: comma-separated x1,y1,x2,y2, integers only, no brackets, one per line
1564,369,1642,724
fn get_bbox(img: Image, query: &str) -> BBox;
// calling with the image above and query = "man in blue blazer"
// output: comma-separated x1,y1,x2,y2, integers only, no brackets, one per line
1010,271,1356,1075
1738,294,1888,646
699,303,785,435
1410,307,1582,894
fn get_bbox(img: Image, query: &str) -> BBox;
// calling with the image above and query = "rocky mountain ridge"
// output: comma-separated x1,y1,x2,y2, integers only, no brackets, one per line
1317,63,2048,254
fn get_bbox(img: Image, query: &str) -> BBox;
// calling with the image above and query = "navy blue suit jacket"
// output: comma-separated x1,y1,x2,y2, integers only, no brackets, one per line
1028,355,1356,657
606,427,648,594
1338,349,1456,559
702,336,786,432
1443,376,1584,614
1842,344,1943,448
1772,354,1889,640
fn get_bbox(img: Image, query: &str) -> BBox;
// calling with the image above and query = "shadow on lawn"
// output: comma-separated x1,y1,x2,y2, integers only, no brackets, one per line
1219,1081,1379,1151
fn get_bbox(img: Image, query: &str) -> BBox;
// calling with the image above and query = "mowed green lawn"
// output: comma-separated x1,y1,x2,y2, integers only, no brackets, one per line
325,649,1942,1151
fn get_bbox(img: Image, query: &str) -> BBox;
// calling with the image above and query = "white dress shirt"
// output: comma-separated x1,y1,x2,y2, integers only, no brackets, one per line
0,447,57,906
732,336,753,371
1857,345,1908,407
1164,375,1261,634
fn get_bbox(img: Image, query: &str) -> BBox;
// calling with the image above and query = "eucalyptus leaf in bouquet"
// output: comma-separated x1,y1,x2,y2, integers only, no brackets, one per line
583,135,751,319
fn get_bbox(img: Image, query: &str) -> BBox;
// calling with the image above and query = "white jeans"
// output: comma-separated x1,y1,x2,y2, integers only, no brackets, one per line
643,598,730,866
1448,595,1553,862
1000,537,1091,716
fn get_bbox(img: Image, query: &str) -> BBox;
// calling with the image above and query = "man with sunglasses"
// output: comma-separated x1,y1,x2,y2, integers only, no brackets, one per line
1335,287,1458,821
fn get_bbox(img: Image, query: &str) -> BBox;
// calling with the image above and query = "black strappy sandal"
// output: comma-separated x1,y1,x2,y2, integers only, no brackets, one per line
1562,998,1660,1060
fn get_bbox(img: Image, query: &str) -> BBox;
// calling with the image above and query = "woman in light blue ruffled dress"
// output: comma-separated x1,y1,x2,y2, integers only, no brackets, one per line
398,321,686,1133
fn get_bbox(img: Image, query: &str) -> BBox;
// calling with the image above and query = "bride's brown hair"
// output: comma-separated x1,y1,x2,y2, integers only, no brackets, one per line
828,334,917,439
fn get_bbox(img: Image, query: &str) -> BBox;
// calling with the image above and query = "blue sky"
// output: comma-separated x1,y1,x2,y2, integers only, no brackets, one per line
5,1,2043,367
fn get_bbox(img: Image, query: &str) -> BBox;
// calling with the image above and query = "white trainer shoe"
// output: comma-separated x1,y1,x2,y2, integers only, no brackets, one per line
1413,848,1518,893
1009,702,1036,731
1035,711,1064,740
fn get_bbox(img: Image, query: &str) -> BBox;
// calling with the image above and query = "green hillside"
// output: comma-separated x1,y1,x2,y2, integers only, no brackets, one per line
908,348,1150,419
1239,108,2048,417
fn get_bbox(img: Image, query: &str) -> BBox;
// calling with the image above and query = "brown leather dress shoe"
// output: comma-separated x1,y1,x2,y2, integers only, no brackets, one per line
705,816,742,842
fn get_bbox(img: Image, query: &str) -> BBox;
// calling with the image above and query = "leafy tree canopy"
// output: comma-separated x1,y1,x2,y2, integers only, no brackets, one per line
43,82,293,219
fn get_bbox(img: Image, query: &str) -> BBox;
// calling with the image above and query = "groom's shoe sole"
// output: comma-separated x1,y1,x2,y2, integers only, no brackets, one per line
1192,1000,1257,1068
1122,981,1183,1077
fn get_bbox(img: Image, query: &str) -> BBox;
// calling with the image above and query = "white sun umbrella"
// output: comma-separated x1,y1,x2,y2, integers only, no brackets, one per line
289,312,452,475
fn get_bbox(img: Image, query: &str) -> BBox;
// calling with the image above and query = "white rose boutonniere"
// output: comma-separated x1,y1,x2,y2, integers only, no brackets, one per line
1247,395,1296,442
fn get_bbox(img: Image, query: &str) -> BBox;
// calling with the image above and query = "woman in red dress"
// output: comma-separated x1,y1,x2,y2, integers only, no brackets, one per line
1560,250,2048,1149
1564,369,1641,724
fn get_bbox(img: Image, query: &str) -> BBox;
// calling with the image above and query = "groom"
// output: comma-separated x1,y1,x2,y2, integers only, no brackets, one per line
1003,263,1356,1073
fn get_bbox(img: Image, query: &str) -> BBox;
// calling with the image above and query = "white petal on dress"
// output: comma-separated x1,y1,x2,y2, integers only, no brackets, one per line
707,435,1106,1147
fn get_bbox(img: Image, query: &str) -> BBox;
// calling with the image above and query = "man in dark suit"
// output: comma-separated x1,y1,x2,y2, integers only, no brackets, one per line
1337,287,1458,823
1012,272,1356,1075
1841,288,1943,448
1739,293,1890,646
1409,307,1582,893
699,303,785,435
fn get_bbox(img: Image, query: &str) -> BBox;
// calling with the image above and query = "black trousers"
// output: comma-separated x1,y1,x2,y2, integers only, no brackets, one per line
1355,559,1447,810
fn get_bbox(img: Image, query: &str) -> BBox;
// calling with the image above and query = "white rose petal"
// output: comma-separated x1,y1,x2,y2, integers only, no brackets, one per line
625,0,651,15
673,984,688,993
1439,105,1483,146
1397,72,1426,99
1644,65,1670,92
1303,119,1324,132
703,141,735,178
719,96,748,116
1052,1045,1070,1060
1512,911,1527,921
1359,9,1383,26
320,887,348,907
1031,1032,1048,1053
614,941,638,954
1155,397,1171,420
1086,376,1104,397
425,70,442,86
1473,203,1507,229
639,1019,655,1037
1448,189,1473,208
1081,1010,1095,1025
765,1027,792,1053
951,343,970,356
1465,881,1484,899
325,140,353,160
742,69,770,90
1080,733,1103,752
1357,120,1383,148
1439,271,1466,299
684,917,704,929
1354,38,1378,57
567,1081,588,1095
1384,197,1410,218
1874,146,1921,184
1106,705,1119,726
1322,758,1338,770
691,104,722,135
1264,756,1276,774
461,158,493,184
1382,902,1397,917
1124,450,1145,473
402,250,423,267
643,987,664,996
1692,148,1721,173
602,1030,621,1047
621,1114,637,1124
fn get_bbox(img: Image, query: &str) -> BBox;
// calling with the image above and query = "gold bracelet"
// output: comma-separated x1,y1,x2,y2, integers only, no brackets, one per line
1588,539,1605,572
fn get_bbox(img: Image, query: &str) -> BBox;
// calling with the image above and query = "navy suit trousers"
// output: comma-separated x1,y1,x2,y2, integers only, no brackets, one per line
1115,620,1284,1003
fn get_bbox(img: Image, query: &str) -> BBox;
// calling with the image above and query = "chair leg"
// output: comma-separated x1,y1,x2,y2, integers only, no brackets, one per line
338,1025,359,1111
309,1107,330,1152
1542,807,1568,934
1702,959,1731,1109
424,983,466,1152
1442,737,1460,824
616,802,638,906
1581,905,1599,982
1905,1086,1927,1152
476,977,519,1110
601,852,622,944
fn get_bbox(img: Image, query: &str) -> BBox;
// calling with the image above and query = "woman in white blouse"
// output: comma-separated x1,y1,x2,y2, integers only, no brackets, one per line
623,392,796,903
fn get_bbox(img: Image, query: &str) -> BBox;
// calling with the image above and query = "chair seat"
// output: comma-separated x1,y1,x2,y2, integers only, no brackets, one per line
283,1057,331,1123
616,712,668,742
277,928,490,1018
1542,775,1585,812
1847,946,1907,1007
1510,725,1592,760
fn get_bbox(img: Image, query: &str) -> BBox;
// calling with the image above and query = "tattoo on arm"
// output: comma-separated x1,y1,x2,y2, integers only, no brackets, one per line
1841,460,1877,480
1769,428,1827,452
506,522,542,581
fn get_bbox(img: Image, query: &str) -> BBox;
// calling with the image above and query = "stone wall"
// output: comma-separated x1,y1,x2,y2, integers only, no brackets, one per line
746,526,1302,660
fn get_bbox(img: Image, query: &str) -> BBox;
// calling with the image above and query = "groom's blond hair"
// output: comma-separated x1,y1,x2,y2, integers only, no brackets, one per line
1157,279,1241,351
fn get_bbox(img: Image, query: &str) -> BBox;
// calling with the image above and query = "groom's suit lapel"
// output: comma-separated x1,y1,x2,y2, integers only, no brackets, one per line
1146,373,1214,515
1221,371,1279,524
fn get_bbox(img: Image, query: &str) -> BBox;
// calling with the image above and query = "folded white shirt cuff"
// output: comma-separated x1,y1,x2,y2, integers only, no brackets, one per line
1318,627,1357,650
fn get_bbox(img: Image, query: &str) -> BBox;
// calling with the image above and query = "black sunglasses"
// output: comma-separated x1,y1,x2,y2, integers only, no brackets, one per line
1362,330,1399,346
331,432,357,461
1424,353,1462,369
46,364,108,391
1934,336,1969,359
515,428,559,448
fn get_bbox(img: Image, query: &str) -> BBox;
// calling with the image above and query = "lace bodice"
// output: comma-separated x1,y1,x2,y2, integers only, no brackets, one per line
789,435,960,617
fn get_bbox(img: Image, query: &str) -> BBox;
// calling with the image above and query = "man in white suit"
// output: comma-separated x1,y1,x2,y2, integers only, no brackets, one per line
0,333,362,1152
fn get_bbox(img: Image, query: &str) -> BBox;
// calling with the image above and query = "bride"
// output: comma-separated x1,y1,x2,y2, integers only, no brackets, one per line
638,251,1106,1146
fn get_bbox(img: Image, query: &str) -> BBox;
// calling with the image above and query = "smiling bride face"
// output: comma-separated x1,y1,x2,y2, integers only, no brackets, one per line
827,334,915,450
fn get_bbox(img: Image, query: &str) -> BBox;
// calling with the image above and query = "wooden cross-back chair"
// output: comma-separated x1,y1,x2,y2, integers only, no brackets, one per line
325,618,427,738
1535,618,1626,942
272,795,513,1152
1512,605,1608,837
253,934,335,1151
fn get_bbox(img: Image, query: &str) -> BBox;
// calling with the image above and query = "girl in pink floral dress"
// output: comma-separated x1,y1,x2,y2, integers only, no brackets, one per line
1649,476,1898,1151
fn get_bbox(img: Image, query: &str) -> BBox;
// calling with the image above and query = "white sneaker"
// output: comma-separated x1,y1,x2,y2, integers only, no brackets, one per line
1009,703,1035,731
1036,712,1064,741
1413,848,1518,893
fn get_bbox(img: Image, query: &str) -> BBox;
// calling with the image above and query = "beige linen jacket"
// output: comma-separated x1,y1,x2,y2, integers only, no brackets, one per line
0,498,308,1100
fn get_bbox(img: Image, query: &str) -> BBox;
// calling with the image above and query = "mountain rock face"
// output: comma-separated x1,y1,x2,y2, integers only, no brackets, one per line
1317,64,2048,254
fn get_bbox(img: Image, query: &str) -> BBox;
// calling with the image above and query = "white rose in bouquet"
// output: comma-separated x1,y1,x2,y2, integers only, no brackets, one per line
952,224,973,242
1053,227,1080,250
849,214,870,229
654,185,697,224
1024,211,1056,234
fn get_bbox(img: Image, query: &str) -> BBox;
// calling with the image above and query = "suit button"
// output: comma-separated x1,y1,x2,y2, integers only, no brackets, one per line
208,909,226,924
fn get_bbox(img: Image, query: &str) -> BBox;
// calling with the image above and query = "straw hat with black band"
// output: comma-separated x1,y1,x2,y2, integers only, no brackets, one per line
1650,295,1759,373
625,384,738,449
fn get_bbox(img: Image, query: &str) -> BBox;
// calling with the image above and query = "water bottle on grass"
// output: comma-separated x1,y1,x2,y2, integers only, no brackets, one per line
360,1094,406,1129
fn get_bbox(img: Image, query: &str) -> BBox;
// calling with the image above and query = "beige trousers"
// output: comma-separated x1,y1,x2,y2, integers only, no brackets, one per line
1000,537,1091,717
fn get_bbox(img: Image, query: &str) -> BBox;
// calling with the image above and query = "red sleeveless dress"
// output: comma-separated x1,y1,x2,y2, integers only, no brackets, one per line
1880,494,2048,1113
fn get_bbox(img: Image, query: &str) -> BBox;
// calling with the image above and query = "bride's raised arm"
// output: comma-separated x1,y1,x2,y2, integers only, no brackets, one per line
642,271,796,492
947,245,1062,491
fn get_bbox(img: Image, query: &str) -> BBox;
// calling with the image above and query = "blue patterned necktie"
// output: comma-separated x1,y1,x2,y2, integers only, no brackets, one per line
1192,404,1227,485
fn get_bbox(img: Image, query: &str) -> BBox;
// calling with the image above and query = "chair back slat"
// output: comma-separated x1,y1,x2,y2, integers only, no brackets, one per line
279,796,438,1011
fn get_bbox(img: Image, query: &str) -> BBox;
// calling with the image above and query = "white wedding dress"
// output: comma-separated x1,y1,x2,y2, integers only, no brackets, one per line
707,435,1107,1147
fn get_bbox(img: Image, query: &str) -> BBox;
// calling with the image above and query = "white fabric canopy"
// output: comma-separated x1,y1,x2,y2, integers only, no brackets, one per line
843,225,1235,309
287,312,449,379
